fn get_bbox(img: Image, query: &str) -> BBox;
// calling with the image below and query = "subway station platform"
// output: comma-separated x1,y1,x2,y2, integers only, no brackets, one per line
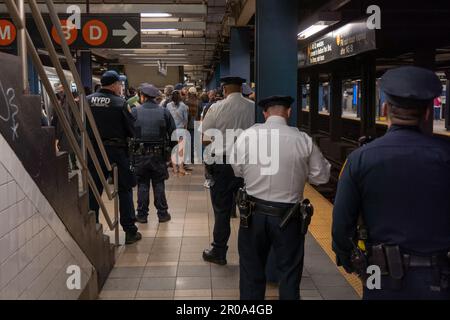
99,167,360,300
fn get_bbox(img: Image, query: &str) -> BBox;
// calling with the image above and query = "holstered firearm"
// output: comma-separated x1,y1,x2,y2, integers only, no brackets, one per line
279,199,314,235
349,216,370,281
237,187,253,228
347,136,373,280
350,237,369,281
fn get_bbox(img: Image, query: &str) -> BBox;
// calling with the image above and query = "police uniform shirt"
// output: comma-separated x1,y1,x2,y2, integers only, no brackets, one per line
201,92,255,156
131,100,176,140
231,116,331,204
87,88,135,141
332,126,450,262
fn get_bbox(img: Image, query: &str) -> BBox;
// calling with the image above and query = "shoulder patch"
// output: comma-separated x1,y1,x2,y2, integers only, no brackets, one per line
339,159,348,179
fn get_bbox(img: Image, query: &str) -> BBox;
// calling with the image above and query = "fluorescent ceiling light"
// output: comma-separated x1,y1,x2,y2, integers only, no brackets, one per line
142,42,182,45
141,28,178,32
141,13,172,18
120,53,137,56
297,18,340,40
298,24,328,40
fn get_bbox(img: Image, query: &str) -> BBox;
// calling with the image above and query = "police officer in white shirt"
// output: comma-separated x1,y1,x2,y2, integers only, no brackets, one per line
231,96,331,300
201,76,255,265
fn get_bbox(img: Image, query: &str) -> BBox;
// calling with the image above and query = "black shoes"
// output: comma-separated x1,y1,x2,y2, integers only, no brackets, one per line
202,248,227,266
158,213,172,223
136,214,171,224
125,231,142,245
136,215,148,224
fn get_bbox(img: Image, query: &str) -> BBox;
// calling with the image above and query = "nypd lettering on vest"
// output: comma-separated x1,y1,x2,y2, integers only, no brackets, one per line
90,97,111,107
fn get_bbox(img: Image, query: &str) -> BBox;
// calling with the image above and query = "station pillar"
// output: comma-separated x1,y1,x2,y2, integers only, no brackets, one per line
220,54,230,79
230,27,251,84
361,56,377,138
76,51,93,92
27,56,39,95
255,0,298,125
215,63,221,88
414,48,436,135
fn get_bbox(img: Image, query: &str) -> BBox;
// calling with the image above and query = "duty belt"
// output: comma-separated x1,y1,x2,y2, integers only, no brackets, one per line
248,196,294,217
368,245,450,274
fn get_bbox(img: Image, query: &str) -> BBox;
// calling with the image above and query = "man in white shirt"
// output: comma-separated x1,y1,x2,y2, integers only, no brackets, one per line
232,95,330,300
201,76,255,265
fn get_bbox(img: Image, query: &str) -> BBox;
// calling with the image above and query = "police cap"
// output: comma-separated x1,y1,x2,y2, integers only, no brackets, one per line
258,96,295,110
138,82,150,91
380,66,442,109
140,84,161,98
101,70,125,86
220,76,246,86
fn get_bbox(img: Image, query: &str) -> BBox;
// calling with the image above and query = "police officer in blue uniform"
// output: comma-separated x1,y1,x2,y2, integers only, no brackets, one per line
87,70,141,245
131,84,176,224
332,66,450,300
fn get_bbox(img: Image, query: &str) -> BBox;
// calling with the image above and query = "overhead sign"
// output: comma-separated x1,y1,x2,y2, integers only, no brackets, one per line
299,19,377,68
0,14,140,49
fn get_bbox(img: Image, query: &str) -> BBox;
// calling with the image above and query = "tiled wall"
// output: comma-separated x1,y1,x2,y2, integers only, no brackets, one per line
0,135,95,300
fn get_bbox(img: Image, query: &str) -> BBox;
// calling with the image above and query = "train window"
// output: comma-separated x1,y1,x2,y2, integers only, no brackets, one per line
376,78,388,125
301,84,310,111
319,82,330,115
341,79,361,120
433,73,448,136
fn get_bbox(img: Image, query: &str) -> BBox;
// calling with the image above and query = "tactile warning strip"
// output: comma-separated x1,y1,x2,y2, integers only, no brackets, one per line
304,184,363,297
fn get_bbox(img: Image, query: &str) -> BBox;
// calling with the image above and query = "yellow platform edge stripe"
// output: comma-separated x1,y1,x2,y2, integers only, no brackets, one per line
304,184,363,298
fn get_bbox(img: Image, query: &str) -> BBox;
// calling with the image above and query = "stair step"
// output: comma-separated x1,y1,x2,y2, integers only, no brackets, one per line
78,191,89,215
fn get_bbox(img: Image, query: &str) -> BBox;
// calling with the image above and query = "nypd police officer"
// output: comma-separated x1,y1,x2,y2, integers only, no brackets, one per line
131,84,176,224
332,66,450,300
201,76,255,265
87,70,141,245
232,96,330,300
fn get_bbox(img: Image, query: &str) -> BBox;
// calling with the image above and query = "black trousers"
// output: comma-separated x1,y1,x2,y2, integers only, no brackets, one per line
209,164,243,257
88,146,137,234
363,268,450,300
238,211,305,300
135,155,169,218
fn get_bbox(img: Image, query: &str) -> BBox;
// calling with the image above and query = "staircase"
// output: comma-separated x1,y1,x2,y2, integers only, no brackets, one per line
0,52,115,292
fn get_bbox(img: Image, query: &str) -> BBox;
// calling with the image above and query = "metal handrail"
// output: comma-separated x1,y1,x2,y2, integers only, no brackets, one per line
4,0,120,246
27,0,112,201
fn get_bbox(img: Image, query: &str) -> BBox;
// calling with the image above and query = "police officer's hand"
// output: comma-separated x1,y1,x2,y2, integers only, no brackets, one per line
336,255,354,274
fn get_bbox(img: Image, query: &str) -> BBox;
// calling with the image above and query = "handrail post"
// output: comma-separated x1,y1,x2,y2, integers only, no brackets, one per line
80,93,88,193
113,165,119,247
16,0,28,93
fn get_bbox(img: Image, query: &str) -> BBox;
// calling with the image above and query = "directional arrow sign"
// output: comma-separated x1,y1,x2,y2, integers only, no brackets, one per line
113,21,138,45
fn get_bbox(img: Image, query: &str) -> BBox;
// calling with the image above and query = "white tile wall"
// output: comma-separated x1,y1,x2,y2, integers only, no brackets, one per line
0,134,95,300
0,164,11,186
